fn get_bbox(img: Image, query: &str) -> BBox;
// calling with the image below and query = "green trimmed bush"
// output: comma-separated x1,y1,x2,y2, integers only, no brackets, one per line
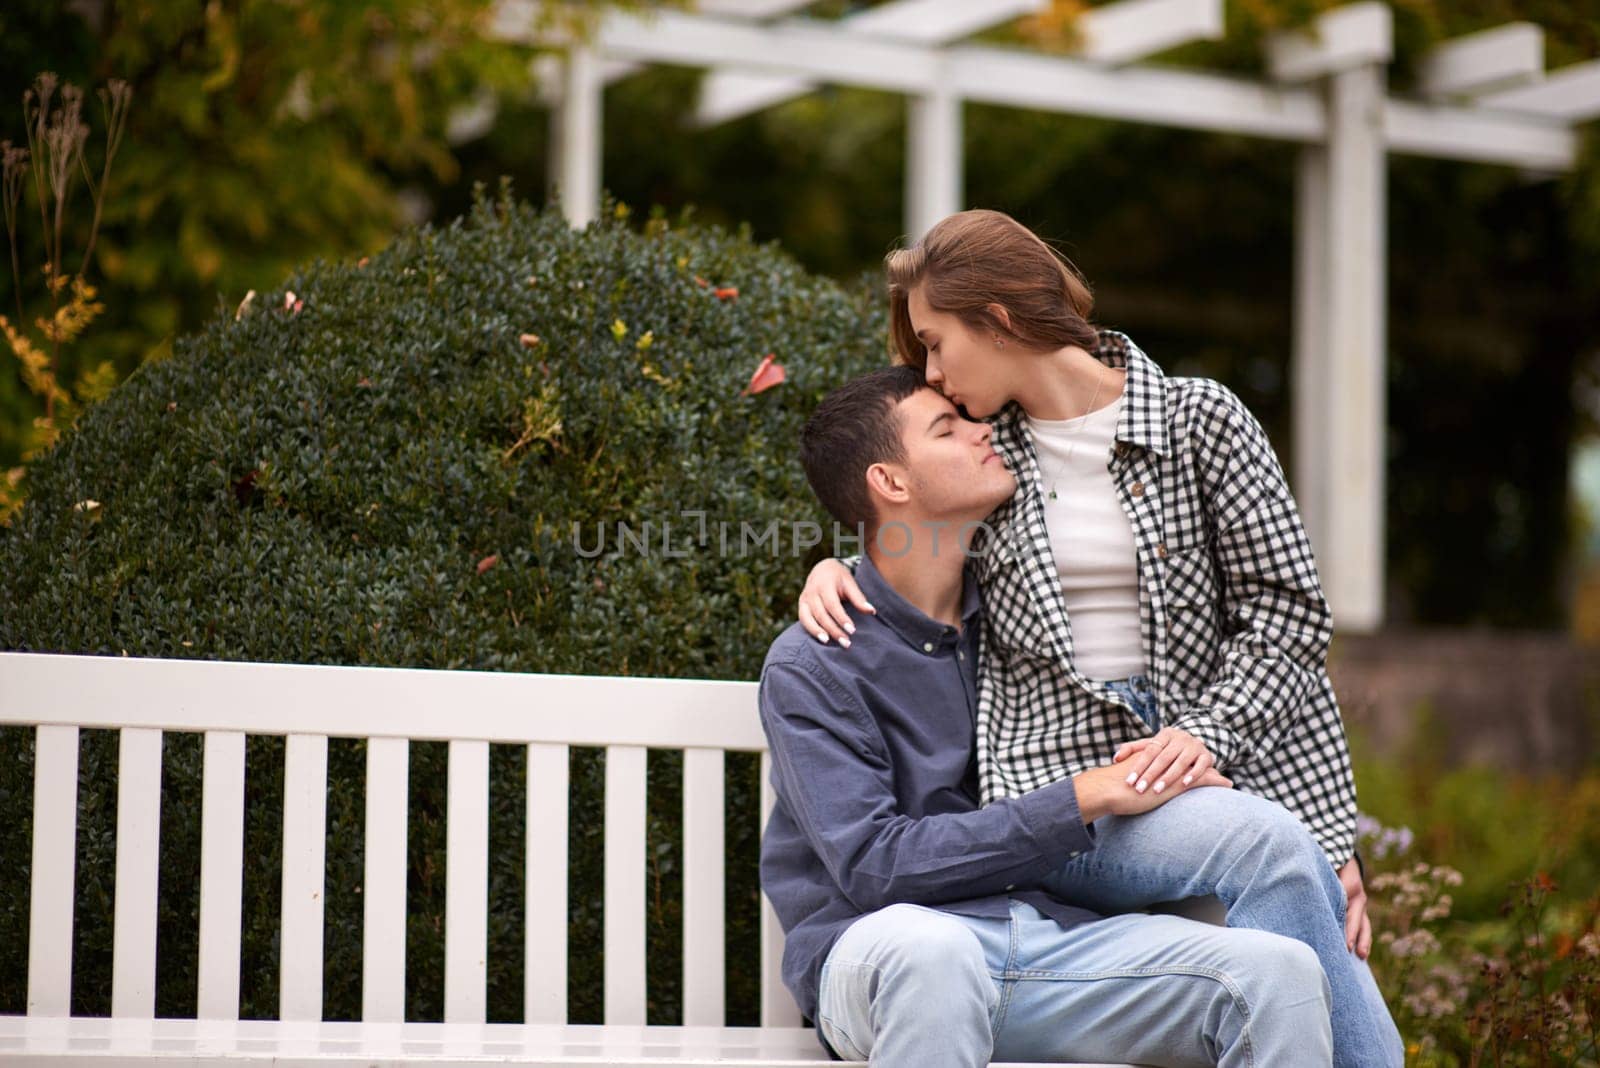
0,184,888,1022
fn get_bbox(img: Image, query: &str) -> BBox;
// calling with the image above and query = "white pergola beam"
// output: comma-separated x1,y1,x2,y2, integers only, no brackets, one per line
1075,0,1225,66
842,0,1047,44
1384,99,1570,170
697,0,817,17
595,13,945,94
1416,22,1543,99
695,0,1046,127
1266,2,1393,83
948,44,1323,142
1477,60,1600,123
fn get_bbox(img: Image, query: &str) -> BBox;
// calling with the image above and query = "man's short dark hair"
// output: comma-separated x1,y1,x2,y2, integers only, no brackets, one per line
800,365,929,532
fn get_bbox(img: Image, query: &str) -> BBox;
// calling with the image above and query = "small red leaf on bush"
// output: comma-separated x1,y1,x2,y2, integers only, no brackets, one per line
742,354,786,397
519,333,541,349
232,469,259,505
715,286,739,301
694,276,709,288
357,377,373,388
476,554,500,575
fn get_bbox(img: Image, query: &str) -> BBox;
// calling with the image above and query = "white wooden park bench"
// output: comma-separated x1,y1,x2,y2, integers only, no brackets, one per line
0,651,1136,1066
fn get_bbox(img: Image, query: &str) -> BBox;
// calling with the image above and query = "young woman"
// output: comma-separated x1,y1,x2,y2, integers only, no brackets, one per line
795,209,1403,1065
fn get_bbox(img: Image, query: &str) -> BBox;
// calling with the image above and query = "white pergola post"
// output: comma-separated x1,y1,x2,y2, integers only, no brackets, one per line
554,46,603,228
905,79,962,241
1292,142,1330,572
1273,4,1392,632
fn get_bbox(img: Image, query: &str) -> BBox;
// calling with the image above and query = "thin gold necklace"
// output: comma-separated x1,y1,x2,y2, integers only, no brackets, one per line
1037,364,1109,502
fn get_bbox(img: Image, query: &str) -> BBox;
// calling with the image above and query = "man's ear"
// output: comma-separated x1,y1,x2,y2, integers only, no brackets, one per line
865,461,911,509
985,302,1014,337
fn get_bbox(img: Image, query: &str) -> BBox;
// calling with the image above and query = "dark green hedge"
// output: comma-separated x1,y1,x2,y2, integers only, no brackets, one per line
0,184,888,1022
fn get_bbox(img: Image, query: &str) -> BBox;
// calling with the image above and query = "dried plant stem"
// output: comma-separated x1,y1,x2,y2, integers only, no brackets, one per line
78,80,131,278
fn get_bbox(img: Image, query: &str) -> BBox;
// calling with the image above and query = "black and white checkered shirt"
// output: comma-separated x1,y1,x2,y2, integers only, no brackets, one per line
971,329,1358,867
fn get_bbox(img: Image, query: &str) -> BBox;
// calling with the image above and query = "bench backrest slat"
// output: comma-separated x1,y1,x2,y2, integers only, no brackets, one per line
363,737,410,1023
112,727,163,1018
759,751,801,1028
682,747,726,1026
603,744,649,1025
198,730,246,1020
28,724,79,1017
525,742,570,1025
445,739,491,1023
280,733,328,1021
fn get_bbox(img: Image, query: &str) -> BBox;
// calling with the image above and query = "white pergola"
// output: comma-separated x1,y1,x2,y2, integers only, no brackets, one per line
488,0,1599,633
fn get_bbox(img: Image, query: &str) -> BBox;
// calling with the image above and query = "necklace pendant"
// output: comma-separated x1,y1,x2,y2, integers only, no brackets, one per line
1048,489,1057,501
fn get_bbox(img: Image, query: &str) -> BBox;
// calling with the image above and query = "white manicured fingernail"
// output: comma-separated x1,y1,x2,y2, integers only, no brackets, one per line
816,632,828,643
1136,779,1147,793
1125,772,1137,785
845,622,856,634
1154,781,1165,794
839,636,851,648
1183,775,1193,785
865,603,877,613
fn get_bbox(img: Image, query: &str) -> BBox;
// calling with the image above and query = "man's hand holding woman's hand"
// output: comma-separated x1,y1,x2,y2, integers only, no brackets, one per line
798,559,873,647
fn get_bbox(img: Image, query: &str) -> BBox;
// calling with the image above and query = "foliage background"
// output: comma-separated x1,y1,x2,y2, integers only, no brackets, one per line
4,0,1599,623
2,0,1600,1059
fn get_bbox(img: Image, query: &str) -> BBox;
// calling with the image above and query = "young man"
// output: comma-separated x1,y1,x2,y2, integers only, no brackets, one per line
758,366,1335,1066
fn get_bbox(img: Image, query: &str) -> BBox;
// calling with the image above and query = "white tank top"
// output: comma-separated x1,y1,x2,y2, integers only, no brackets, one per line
1027,394,1146,683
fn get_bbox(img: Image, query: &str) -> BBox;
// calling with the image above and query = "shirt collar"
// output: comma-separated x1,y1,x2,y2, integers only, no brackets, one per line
1092,329,1171,458
855,552,983,654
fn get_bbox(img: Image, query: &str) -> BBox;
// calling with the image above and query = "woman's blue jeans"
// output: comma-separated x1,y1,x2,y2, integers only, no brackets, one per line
1042,780,1403,1066
818,899,1332,1066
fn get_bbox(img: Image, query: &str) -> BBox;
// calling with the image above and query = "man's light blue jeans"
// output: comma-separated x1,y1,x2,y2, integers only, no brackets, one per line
1040,782,1403,1066
818,899,1331,1066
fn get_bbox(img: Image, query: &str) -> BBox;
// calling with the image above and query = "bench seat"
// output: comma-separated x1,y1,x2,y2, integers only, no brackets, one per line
0,1017,1129,1066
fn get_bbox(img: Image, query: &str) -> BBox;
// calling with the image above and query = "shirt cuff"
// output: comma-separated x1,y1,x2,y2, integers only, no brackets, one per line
1014,777,1097,862
1170,713,1243,771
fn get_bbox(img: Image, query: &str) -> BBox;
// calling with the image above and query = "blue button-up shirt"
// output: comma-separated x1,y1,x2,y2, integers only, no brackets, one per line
758,553,1099,1021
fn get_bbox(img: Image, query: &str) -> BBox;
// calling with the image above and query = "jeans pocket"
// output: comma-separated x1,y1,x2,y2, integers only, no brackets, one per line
817,962,870,1061
817,1012,867,1061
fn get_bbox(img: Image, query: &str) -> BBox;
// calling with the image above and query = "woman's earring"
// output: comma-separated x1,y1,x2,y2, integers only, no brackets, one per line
993,334,1006,348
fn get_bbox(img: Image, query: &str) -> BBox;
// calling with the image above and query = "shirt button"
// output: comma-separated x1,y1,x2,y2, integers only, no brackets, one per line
1005,884,1016,892
1131,481,1145,497
958,651,966,660
1156,542,1168,559
1114,442,1129,458
1069,851,1081,859
923,641,934,653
